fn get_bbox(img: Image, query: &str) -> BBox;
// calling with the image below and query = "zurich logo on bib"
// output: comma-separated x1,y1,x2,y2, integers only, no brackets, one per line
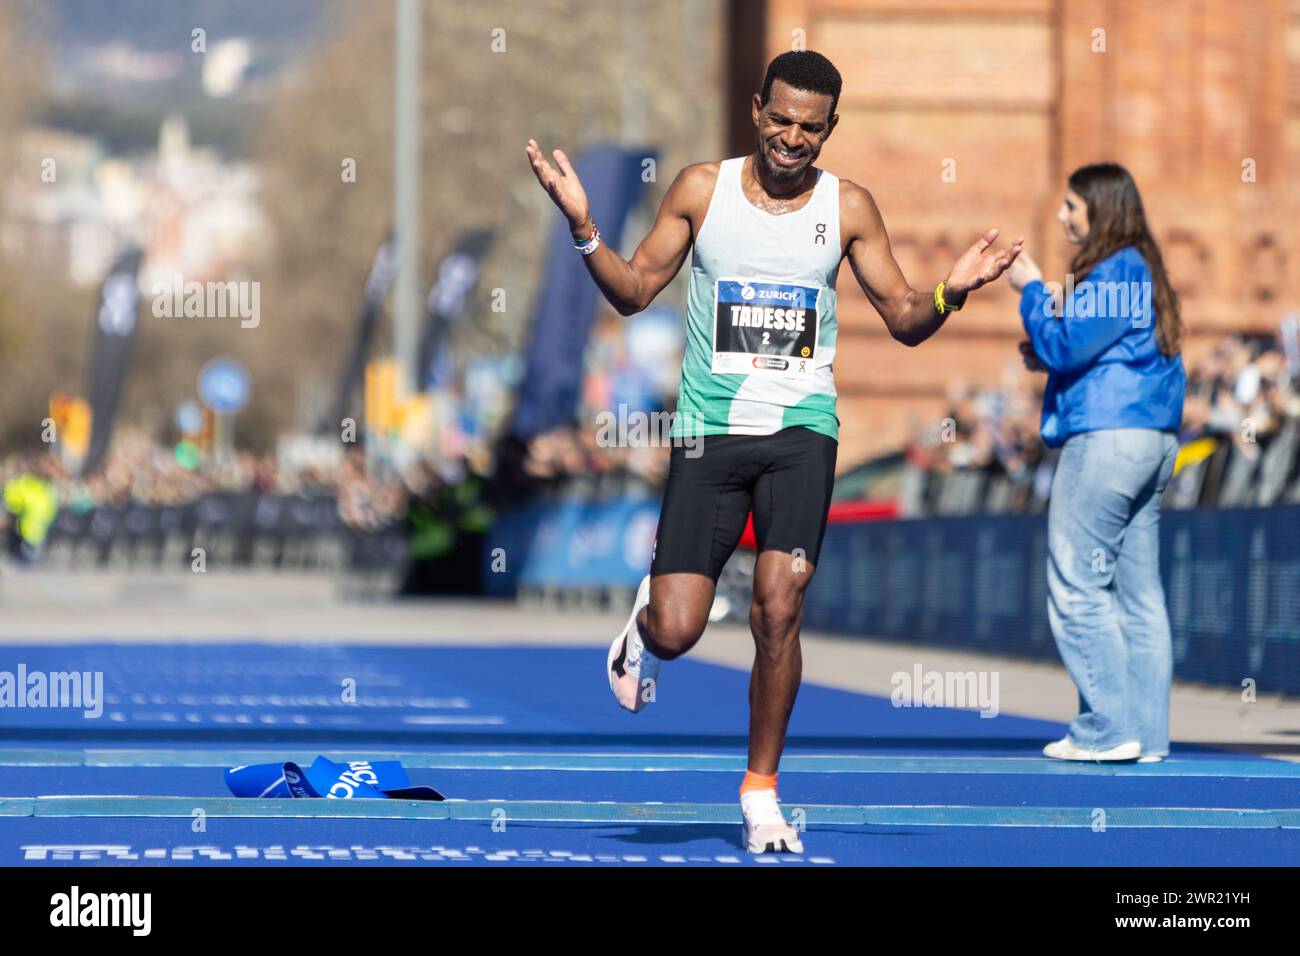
712,277,819,379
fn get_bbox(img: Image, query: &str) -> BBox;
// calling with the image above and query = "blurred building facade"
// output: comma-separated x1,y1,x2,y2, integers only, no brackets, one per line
728,0,1300,464
2,115,267,290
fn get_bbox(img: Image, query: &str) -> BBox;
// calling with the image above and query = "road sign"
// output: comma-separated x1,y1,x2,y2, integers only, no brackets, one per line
198,359,251,414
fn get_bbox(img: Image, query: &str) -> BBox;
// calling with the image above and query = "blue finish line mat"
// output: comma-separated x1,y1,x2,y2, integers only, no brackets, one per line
0,643,1296,866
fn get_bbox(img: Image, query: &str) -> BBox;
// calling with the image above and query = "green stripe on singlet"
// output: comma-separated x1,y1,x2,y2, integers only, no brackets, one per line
781,393,839,440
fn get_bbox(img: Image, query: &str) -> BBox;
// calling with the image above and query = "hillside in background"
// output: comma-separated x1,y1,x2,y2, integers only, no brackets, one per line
34,0,332,156
45,0,326,57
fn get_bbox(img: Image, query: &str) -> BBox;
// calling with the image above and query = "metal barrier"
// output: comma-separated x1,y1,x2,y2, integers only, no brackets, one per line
913,429,1300,517
37,493,401,577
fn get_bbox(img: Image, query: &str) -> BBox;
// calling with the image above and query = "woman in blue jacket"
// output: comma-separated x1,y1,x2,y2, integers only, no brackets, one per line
1008,163,1186,762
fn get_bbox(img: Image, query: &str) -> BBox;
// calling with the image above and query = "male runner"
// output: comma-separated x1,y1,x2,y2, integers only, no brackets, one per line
525,50,1022,853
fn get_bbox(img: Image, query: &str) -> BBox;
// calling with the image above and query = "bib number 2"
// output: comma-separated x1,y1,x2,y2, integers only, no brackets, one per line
711,277,819,380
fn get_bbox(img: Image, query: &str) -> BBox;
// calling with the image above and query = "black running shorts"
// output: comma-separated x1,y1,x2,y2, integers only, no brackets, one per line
650,426,838,581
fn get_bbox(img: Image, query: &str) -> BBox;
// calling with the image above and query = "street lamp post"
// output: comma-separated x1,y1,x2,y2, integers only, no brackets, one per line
394,0,422,398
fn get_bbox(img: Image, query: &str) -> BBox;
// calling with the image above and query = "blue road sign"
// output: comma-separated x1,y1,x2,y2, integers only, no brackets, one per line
198,359,251,415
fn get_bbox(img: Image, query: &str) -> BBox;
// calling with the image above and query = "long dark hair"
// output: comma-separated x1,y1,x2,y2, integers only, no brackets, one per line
1066,163,1182,357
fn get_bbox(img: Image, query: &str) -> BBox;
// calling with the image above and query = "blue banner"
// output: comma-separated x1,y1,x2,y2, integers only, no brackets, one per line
512,144,658,440
418,228,494,390
805,507,1300,696
483,491,659,594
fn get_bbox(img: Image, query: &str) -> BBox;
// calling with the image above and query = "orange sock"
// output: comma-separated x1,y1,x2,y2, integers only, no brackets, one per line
740,770,778,797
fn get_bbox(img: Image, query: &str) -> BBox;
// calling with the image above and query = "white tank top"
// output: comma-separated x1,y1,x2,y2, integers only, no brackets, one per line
671,156,841,440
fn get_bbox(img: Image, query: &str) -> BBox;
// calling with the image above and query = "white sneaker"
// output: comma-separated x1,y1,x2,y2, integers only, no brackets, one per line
606,575,658,713
1137,754,1166,764
741,788,804,854
1042,737,1141,762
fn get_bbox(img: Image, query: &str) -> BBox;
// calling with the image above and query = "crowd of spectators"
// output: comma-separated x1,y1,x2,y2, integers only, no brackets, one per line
0,432,417,533
7,326,1297,540
464,327,1300,502
906,330,1300,483
1181,333,1300,455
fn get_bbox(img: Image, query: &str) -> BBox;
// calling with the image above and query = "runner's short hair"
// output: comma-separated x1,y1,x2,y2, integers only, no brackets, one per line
760,51,842,121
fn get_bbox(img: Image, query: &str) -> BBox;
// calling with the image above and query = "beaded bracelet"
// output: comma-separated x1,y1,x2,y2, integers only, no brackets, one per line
574,221,601,256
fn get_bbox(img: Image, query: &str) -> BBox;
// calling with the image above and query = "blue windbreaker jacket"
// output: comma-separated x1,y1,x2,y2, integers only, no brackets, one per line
1019,246,1185,448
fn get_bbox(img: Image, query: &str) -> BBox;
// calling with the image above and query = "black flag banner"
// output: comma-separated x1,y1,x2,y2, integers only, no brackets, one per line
416,229,494,390
513,145,656,439
321,232,399,434
82,246,144,475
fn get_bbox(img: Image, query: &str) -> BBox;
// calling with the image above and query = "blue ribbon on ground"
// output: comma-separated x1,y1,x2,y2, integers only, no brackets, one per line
224,756,444,800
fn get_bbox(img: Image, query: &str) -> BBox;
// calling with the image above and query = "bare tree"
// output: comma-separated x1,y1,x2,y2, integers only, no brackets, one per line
254,0,724,439
0,1,92,453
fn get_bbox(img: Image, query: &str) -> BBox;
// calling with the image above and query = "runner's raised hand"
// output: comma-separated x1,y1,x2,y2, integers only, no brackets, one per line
944,228,1025,297
525,139,591,235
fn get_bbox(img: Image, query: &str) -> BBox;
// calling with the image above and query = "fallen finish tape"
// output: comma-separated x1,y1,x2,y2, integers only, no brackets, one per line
225,756,444,801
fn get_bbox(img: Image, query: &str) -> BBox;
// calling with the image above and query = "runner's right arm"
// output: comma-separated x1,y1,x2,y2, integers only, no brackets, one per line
525,140,711,316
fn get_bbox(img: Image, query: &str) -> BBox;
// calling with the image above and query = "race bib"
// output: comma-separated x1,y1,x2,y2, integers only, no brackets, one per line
711,278,820,379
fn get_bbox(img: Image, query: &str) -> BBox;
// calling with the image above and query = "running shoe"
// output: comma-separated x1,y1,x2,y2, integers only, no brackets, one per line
606,574,658,713
741,788,804,854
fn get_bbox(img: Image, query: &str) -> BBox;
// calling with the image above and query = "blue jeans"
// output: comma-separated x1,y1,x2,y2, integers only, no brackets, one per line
1046,428,1179,754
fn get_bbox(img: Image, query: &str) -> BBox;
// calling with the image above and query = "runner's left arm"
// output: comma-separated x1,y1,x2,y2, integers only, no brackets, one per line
841,181,1022,346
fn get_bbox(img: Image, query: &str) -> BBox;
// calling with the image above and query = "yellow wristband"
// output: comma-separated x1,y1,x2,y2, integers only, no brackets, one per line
935,281,962,314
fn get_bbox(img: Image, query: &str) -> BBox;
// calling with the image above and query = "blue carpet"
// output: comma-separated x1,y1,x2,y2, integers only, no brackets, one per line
0,642,1293,866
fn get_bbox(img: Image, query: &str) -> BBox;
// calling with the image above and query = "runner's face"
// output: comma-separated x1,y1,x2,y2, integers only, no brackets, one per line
753,81,835,182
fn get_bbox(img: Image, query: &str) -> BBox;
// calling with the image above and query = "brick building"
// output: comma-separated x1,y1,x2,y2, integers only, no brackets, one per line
724,0,1300,464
